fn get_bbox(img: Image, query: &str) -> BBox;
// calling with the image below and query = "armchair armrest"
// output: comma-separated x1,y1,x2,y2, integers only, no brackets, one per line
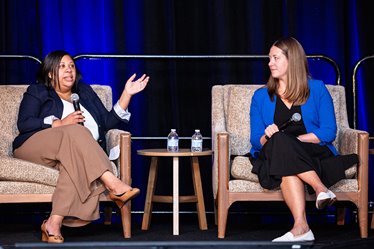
337,128,369,190
213,131,230,199
105,130,133,239
106,129,132,185
338,128,367,155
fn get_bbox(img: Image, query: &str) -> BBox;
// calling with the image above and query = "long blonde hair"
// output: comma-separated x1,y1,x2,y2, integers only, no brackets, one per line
267,37,310,105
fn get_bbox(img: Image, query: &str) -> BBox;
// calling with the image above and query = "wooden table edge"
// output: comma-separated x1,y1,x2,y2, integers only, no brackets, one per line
137,148,212,157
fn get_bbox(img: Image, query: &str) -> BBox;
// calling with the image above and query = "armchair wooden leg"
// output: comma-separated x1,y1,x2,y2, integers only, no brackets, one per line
358,205,368,238
217,202,229,239
119,132,133,238
336,207,346,225
216,132,230,239
371,208,374,229
121,202,132,238
214,199,218,226
104,206,113,225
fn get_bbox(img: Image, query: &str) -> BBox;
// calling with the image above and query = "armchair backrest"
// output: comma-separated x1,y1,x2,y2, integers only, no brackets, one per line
0,84,112,157
212,83,349,156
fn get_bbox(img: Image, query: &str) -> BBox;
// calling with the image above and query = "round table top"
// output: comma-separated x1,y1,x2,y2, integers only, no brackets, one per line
137,148,212,157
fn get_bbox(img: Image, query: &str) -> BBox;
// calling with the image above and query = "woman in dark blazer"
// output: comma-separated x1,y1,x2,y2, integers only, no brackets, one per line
13,50,149,243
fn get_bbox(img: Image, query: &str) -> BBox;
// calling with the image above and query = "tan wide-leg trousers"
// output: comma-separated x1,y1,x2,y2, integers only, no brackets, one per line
14,124,113,222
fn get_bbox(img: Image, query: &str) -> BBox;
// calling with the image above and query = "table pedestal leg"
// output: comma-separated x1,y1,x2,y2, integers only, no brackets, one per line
191,156,208,230
173,156,179,235
142,157,158,230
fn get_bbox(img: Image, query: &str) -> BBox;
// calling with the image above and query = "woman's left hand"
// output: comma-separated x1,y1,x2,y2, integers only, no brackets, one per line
119,73,149,110
297,133,320,144
124,73,149,96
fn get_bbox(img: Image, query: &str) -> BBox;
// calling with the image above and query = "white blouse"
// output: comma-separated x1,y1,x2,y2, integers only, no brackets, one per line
61,99,100,140
43,99,131,160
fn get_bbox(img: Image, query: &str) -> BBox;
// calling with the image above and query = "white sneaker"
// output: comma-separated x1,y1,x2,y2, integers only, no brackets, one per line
272,230,315,242
316,190,336,209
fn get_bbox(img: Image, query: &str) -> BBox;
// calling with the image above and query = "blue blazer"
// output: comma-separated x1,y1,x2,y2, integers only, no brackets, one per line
13,83,128,151
250,79,338,156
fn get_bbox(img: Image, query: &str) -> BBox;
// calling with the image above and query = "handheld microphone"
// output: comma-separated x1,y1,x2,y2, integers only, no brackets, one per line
265,112,301,140
278,112,301,131
70,93,84,125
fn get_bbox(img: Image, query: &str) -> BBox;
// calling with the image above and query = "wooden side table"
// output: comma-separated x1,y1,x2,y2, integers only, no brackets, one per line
137,148,212,235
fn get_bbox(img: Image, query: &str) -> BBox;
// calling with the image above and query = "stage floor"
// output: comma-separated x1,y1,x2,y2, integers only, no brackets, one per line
0,203,373,249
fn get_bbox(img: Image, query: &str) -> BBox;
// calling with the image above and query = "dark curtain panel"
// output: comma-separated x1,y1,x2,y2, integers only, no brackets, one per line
1,0,374,208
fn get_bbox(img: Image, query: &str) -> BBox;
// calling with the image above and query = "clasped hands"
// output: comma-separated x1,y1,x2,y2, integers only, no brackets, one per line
264,124,319,144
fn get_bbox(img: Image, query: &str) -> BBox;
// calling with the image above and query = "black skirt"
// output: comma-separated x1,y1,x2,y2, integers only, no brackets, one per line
251,132,358,193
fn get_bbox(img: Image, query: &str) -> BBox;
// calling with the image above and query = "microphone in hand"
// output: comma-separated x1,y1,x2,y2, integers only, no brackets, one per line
265,113,301,140
278,112,301,131
70,93,84,126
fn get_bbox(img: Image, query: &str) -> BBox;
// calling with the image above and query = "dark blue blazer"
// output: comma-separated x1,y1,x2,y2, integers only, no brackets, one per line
13,83,128,151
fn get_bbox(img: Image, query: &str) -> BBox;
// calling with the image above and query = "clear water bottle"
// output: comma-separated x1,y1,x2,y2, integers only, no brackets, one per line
191,129,203,152
167,129,179,152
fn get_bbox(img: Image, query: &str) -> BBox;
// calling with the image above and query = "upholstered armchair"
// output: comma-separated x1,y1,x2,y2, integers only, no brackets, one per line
0,85,134,238
211,84,369,238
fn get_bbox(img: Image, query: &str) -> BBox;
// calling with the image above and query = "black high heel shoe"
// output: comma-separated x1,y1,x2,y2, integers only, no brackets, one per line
109,188,140,208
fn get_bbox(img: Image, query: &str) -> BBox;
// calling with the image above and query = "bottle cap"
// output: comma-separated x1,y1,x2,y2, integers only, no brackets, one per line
171,129,176,132
195,129,200,132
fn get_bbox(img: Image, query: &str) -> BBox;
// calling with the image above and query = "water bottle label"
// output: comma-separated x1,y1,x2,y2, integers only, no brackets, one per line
168,139,178,147
192,140,202,147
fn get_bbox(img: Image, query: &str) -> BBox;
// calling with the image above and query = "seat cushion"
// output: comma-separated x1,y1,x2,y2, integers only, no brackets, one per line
0,156,59,186
0,181,55,194
231,156,259,183
0,156,119,188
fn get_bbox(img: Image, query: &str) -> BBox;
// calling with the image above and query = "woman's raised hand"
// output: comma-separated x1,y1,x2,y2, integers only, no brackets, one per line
118,73,149,110
124,73,149,96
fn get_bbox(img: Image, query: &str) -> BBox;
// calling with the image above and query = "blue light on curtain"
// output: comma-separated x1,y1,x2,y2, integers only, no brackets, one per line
122,1,145,136
38,0,117,96
290,0,343,85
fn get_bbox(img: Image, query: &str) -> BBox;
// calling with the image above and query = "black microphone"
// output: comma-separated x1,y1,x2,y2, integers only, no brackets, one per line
70,93,84,125
265,113,301,140
278,112,301,131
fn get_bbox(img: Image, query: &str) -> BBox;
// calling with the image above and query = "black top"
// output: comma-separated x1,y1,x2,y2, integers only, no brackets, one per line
274,96,306,137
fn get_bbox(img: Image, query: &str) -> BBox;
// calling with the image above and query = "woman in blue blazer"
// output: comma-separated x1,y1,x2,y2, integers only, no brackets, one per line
249,37,357,242
13,51,149,243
